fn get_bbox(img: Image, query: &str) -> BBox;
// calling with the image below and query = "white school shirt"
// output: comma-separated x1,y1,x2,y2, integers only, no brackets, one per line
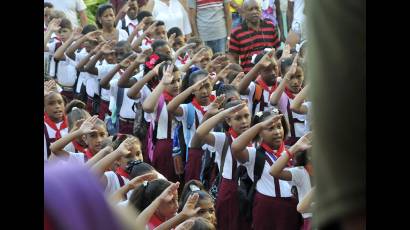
175,103,205,147
53,151,86,165
109,77,138,119
246,81,275,115
152,0,192,35
118,29,130,42
289,0,305,30
104,171,130,196
44,122,69,161
211,132,242,179
66,48,89,92
244,147,293,197
148,98,178,140
46,41,60,77
85,59,105,97
116,15,139,36
277,93,306,138
303,101,311,133
46,0,87,28
96,63,120,102
135,72,155,123
56,57,77,87
286,166,312,218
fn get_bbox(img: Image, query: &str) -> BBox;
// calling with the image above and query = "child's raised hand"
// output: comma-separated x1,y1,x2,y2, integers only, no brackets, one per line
152,61,166,75
191,47,207,63
206,94,225,116
162,63,175,85
216,63,232,81
47,18,61,32
101,40,116,54
71,27,83,40
191,75,210,91
167,33,176,48
128,172,157,190
175,219,195,230
225,101,247,116
117,137,139,155
119,53,138,68
85,31,102,42
180,193,201,217
145,21,159,35
231,72,245,89
285,53,299,80
120,1,130,14
78,115,99,134
159,182,180,203
175,43,196,59
293,131,312,153
257,48,276,69
259,113,284,129
281,44,292,60
44,80,57,96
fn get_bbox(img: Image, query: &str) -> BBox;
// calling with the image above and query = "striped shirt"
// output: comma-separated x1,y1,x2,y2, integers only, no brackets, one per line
229,20,280,73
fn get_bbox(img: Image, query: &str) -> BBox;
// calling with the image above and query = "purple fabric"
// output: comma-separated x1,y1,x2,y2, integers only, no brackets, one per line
44,163,123,230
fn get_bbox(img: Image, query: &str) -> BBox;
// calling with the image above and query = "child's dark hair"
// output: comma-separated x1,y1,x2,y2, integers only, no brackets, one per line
252,109,289,140
155,20,165,27
129,179,171,212
128,161,155,179
65,100,90,131
167,27,183,38
294,150,310,167
181,70,208,103
192,217,216,230
280,57,294,76
181,190,212,210
151,39,168,52
81,24,97,35
59,18,72,30
44,2,53,8
136,11,152,22
112,134,141,150
96,4,114,29
216,84,238,99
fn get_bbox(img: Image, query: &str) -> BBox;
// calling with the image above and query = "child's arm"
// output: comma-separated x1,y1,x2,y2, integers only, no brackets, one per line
269,132,312,180
76,48,98,72
231,114,284,163
188,7,198,37
44,19,61,51
130,21,158,51
118,51,149,88
85,41,116,75
100,54,137,89
297,187,315,214
223,2,232,43
126,19,146,45
135,182,180,227
270,54,298,106
49,116,99,158
53,35,78,61
290,84,309,114
142,64,174,113
167,76,210,116
237,49,276,94
126,62,163,99
114,2,128,26
85,146,113,167
66,31,102,60
192,102,246,148
154,193,201,230
179,47,207,73
110,172,157,203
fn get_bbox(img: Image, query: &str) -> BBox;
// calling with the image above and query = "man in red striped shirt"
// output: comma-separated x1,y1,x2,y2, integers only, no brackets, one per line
228,0,280,73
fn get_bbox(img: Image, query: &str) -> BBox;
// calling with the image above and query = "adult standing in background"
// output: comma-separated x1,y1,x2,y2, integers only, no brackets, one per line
45,0,89,28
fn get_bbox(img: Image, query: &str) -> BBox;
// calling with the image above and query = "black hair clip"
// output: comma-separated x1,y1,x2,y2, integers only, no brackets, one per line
125,160,143,174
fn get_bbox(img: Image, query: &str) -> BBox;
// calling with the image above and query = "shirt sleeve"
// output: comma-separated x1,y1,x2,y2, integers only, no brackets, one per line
175,103,188,122
286,167,303,187
76,0,87,11
243,147,256,181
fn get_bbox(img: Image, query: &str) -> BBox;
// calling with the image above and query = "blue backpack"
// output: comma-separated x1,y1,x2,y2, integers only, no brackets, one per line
172,103,195,161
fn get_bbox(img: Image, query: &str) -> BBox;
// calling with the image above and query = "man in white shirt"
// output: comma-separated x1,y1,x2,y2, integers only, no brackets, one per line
45,0,88,28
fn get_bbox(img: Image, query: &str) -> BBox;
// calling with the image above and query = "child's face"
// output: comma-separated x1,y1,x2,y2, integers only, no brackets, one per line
84,40,98,53
260,116,284,149
127,0,139,20
115,46,130,63
173,36,186,52
44,93,65,122
226,106,251,135
260,63,278,85
100,8,115,28
117,142,142,169
156,45,172,57
154,25,167,40
288,67,304,93
44,7,53,23
104,52,117,64
84,124,108,154
199,51,212,69
193,77,212,105
158,191,179,219
165,72,182,97
58,28,72,42
196,198,216,226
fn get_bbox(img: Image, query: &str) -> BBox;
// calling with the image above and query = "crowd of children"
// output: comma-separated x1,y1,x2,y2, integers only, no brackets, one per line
44,0,313,229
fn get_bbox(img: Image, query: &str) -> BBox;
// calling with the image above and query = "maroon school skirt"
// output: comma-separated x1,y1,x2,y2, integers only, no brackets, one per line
98,99,111,120
86,96,94,114
302,218,311,230
152,139,178,182
119,118,134,135
184,148,203,182
216,178,252,230
253,192,302,230
141,127,151,165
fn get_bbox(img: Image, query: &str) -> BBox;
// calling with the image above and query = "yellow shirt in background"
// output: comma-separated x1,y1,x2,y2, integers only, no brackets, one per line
229,0,243,13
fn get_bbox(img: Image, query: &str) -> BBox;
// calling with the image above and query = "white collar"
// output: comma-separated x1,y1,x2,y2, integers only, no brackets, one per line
124,15,138,27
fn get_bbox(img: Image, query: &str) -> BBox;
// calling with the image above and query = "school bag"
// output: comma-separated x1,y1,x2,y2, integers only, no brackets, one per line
132,101,148,141
146,95,166,162
105,87,124,135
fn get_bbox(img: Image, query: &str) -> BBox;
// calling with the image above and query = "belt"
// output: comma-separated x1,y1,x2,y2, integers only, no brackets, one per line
119,117,135,123
61,86,74,92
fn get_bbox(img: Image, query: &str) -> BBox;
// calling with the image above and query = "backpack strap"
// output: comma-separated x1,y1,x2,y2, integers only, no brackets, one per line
115,172,127,200
286,99,297,139
185,103,196,161
53,42,63,78
217,133,231,182
263,153,281,197
153,95,165,142
252,84,263,115
121,17,130,35
115,87,125,117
